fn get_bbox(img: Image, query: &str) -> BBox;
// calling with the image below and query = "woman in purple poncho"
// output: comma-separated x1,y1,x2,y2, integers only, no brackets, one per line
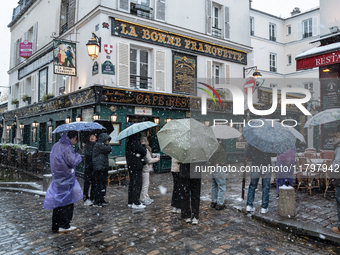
276,147,297,193
44,131,83,233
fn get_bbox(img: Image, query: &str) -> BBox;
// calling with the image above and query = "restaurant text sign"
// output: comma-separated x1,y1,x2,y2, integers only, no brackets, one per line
111,18,247,65
296,50,340,71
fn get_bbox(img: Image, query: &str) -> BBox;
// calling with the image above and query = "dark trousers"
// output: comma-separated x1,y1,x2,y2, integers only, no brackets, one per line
52,203,74,231
94,170,108,204
171,172,181,209
83,169,95,201
128,169,143,205
180,178,201,219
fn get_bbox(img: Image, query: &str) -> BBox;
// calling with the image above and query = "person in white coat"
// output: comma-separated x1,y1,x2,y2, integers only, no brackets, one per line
140,137,160,205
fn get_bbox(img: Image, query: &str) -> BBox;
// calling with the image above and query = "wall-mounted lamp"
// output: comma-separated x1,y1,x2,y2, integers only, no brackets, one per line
65,115,71,124
59,86,66,95
243,66,262,79
110,113,117,123
6,125,11,130
32,121,39,128
322,68,331,73
154,117,160,124
86,32,101,61
19,123,24,129
204,120,210,126
47,118,52,126
165,117,171,123
92,113,100,120
76,115,82,122
126,116,129,123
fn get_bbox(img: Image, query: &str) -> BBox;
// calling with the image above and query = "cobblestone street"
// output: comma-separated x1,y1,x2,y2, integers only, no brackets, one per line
0,172,338,254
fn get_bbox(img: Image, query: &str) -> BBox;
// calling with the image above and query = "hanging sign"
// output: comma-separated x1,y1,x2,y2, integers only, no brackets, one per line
53,40,76,76
19,40,33,58
102,61,115,75
92,61,99,76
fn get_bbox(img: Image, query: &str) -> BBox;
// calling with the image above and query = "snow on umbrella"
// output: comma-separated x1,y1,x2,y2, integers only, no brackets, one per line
304,108,340,128
243,119,296,154
211,124,241,139
157,118,219,163
115,121,158,141
52,121,106,134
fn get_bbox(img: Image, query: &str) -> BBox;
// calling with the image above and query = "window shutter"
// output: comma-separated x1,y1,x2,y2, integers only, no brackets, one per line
52,74,56,96
31,74,36,103
206,60,212,85
206,0,212,35
19,80,24,105
155,50,166,91
312,16,318,36
118,0,130,12
225,64,230,99
155,0,166,22
117,42,129,87
32,22,37,53
13,41,17,67
297,21,302,40
224,6,230,39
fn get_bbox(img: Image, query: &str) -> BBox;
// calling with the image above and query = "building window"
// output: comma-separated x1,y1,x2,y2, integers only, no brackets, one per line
60,0,69,35
130,0,152,19
286,25,291,35
250,17,254,36
303,19,312,38
304,82,313,91
39,68,48,101
270,84,277,88
213,64,221,86
269,53,277,72
130,48,151,89
212,4,222,38
269,23,276,41
287,54,292,65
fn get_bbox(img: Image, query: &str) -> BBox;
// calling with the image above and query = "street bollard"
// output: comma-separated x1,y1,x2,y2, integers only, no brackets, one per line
278,184,297,218
43,174,52,191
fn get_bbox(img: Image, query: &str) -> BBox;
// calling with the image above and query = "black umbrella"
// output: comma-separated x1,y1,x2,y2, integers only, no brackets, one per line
94,120,114,135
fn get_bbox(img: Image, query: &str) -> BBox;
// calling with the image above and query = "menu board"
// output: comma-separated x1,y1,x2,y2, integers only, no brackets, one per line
320,78,340,149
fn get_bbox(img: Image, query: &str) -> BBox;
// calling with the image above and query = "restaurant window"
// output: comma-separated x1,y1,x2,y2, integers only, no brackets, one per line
269,23,276,41
212,4,222,38
250,17,254,36
304,82,313,91
287,54,292,65
286,25,291,35
303,18,312,38
130,48,150,89
269,53,277,72
39,68,48,101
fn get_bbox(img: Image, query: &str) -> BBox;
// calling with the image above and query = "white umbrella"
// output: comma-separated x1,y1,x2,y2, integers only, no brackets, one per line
304,108,340,128
15,116,23,144
1,118,8,143
287,127,305,143
211,125,241,139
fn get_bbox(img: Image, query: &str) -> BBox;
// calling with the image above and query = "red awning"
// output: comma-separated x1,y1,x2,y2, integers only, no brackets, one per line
296,42,340,71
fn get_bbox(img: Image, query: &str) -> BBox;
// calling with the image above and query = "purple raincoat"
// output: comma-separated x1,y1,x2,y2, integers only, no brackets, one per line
44,134,83,209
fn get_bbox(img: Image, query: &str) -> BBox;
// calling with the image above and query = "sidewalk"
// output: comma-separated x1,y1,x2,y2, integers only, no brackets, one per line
223,177,340,244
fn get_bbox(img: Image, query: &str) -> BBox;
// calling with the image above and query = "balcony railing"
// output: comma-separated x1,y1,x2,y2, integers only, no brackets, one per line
130,75,152,90
269,36,276,42
212,27,222,38
130,3,153,19
60,23,68,35
303,32,312,38
250,30,254,36
270,66,277,72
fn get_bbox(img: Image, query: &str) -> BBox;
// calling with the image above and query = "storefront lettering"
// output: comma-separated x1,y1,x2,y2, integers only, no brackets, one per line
112,18,247,65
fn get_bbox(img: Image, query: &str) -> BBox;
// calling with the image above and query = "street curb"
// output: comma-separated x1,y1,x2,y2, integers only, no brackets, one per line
232,205,340,245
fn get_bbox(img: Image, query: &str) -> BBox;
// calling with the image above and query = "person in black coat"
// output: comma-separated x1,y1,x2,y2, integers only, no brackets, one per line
83,132,97,205
92,133,112,207
125,132,147,209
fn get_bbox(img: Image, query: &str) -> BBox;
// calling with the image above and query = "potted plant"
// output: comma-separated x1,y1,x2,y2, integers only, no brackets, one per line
42,93,54,102
11,99,18,105
21,94,29,102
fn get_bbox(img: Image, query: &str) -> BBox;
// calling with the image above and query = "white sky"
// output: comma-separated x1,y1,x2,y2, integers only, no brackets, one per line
0,0,321,91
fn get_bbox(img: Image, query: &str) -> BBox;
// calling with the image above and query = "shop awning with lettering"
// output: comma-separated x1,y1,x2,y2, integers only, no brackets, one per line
296,42,340,71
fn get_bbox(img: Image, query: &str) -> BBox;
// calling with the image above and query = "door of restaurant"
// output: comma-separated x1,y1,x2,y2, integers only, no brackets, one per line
39,123,46,151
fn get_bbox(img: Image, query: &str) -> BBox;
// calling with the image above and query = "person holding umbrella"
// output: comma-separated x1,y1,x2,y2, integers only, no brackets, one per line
92,133,112,207
44,131,83,233
83,131,97,206
126,132,147,209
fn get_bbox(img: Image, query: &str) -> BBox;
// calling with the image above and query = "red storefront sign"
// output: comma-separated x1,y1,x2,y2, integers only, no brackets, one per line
296,49,340,71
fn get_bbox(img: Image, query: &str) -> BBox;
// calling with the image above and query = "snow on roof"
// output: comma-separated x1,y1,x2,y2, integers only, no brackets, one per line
295,42,340,59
